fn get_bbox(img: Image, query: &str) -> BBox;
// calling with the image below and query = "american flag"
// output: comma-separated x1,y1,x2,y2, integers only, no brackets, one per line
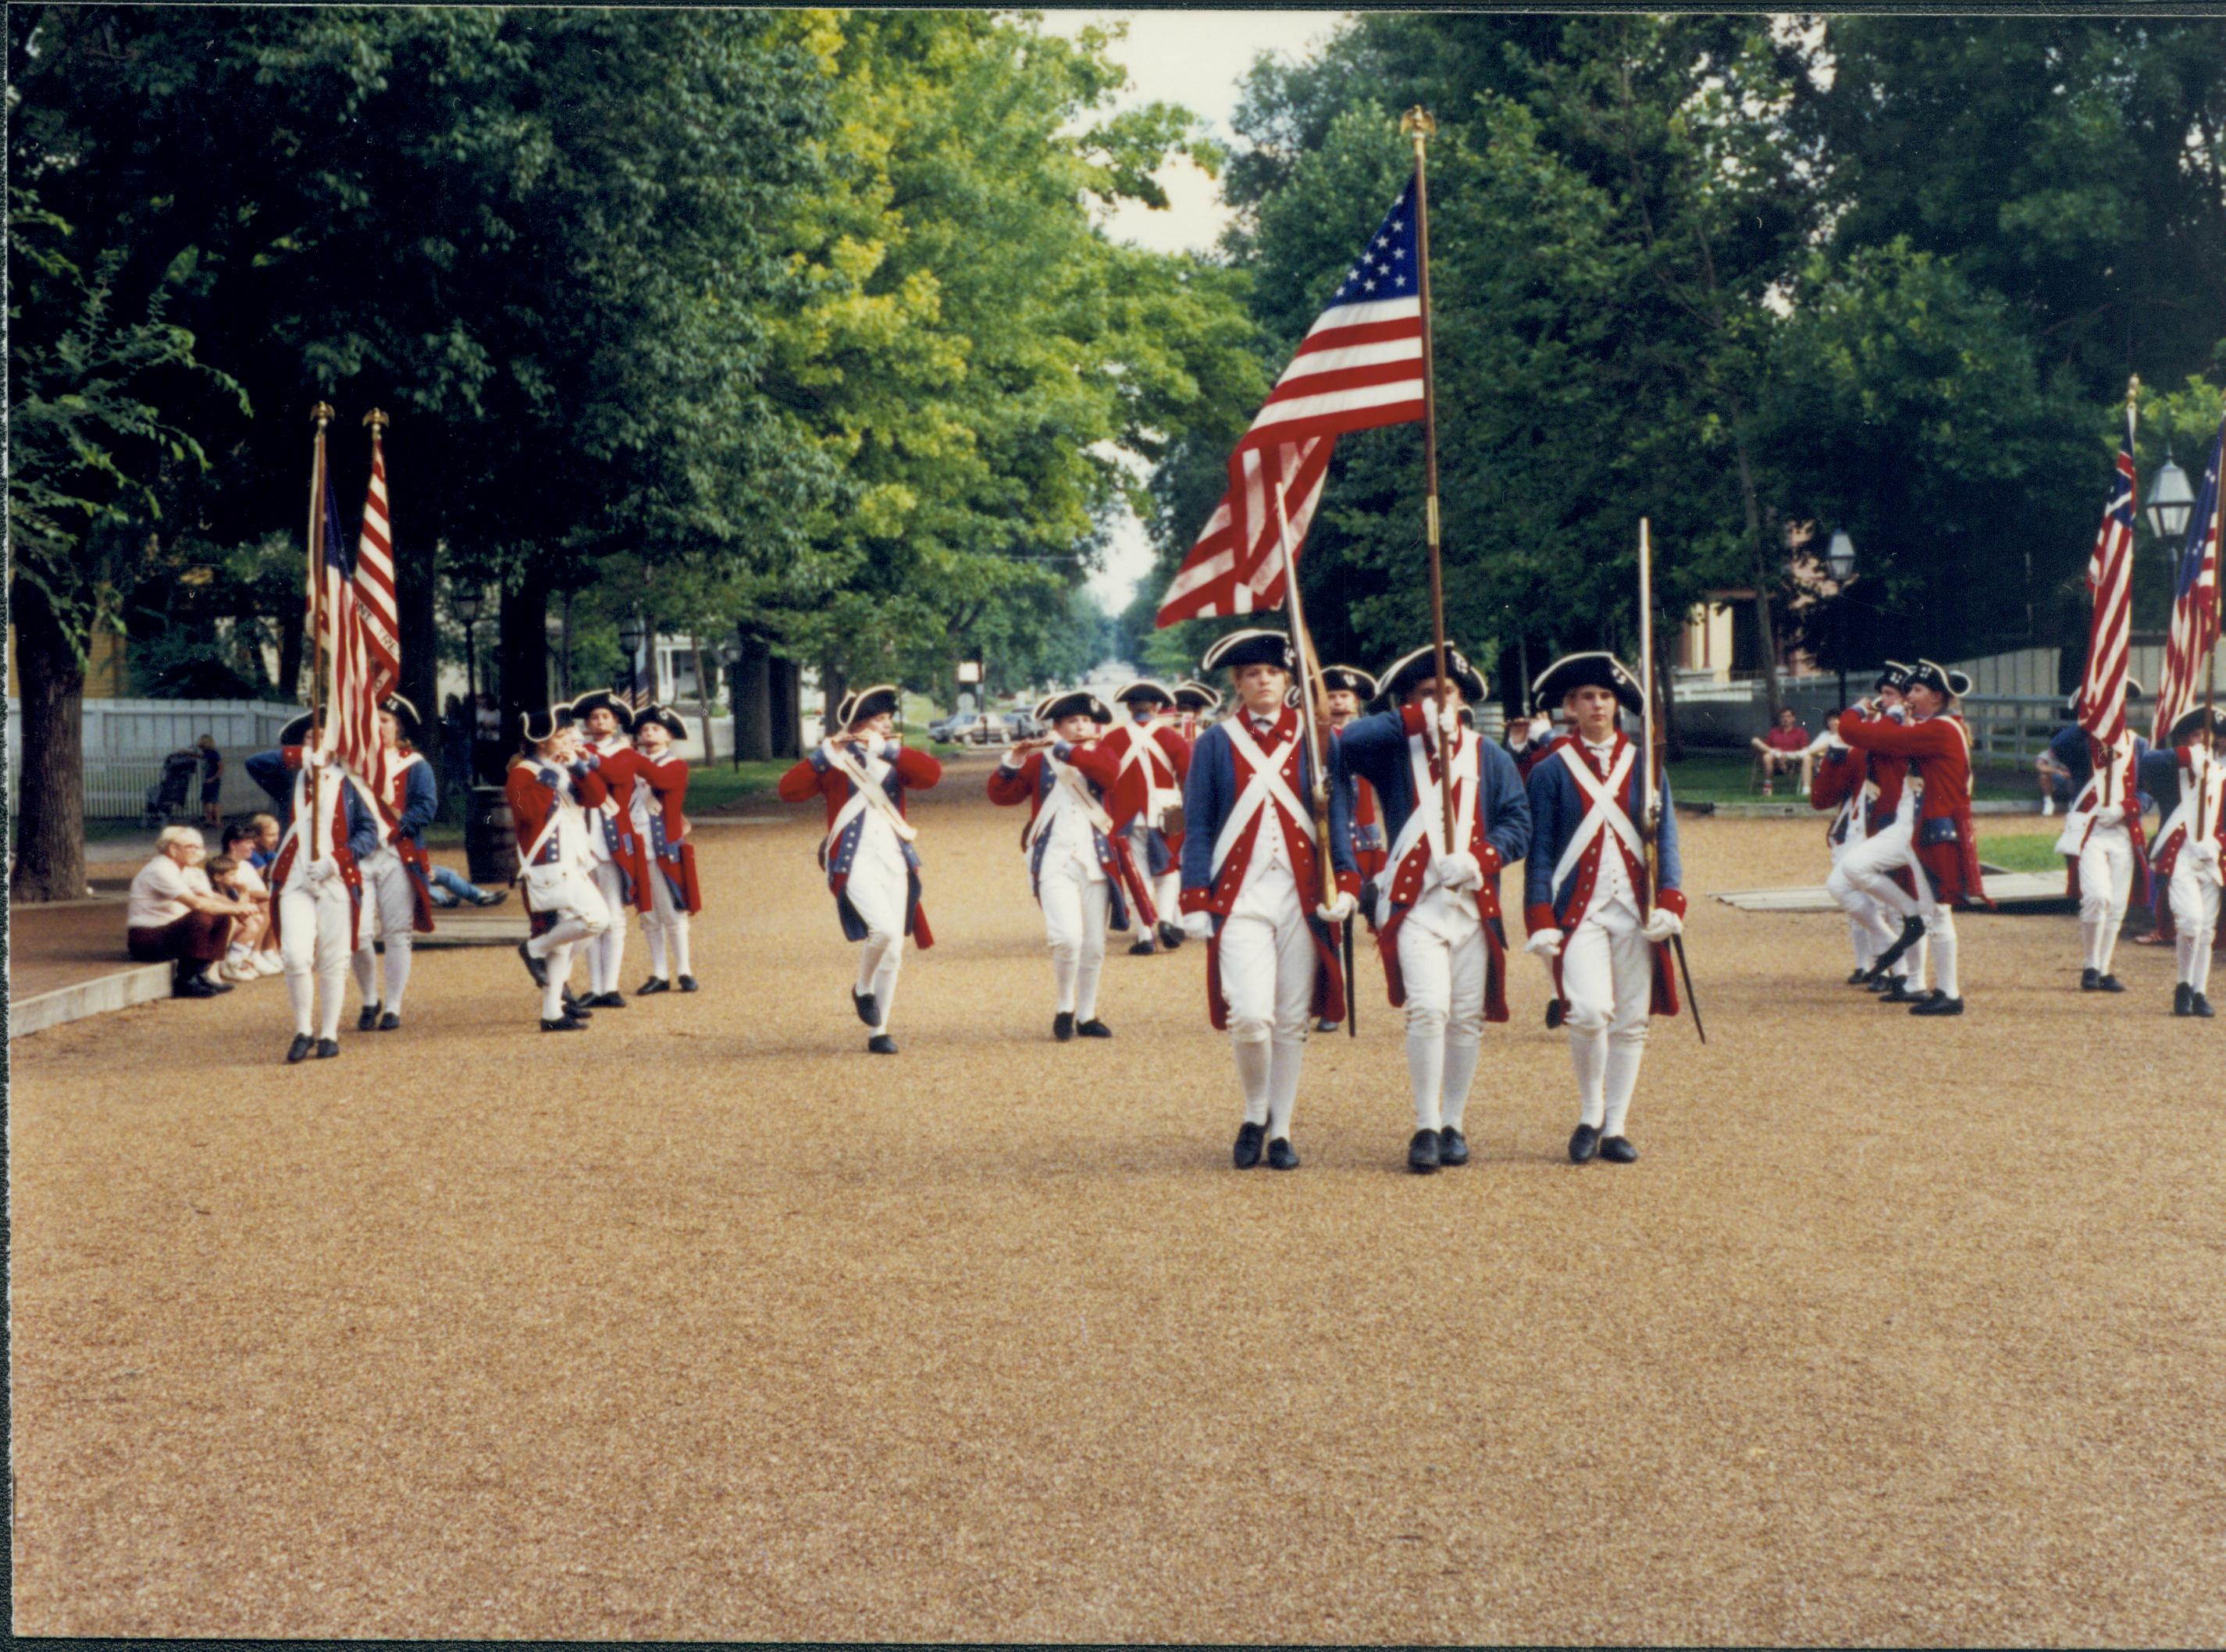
2077,432,2138,750
303,443,388,784
2153,416,2224,745
1156,178,1426,627
354,432,401,715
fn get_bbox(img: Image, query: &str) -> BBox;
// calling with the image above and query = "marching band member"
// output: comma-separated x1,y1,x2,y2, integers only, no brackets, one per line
347,695,438,1032
246,717,380,1063
1522,654,1685,1164
628,704,703,994
1815,668,1907,988
2049,680,2151,992
1171,679,1223,744
568,691,649,1008
1839,660,1987,1016
508,706,613,1031
1104,679,1191,955
1504,708,1557,782
1316,664,1382,1034
1331,645,1530,1173
1177,629,1357,1171
2149,706,2224,1017
775,685,942,1055
1826,664,1930,1000
988,689,1149,1040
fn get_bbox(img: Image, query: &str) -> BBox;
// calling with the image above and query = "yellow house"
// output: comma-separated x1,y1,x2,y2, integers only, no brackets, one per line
5,625,134,700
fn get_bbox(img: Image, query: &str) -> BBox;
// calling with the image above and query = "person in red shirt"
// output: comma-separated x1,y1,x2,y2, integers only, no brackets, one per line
1750,705,1815,796
1102,680,1192,956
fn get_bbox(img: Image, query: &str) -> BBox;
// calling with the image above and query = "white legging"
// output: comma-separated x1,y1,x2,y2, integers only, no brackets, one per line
527,871,611,1021
1039,856,1109,1018
2075,824,2135,975
1561,903,1651,1135
846,860,910,1037
1836,818,1935,989
586,858,628,995
279,877,355,1041
1218,899,1315,1138
640,860,693,982
350,848,418,1017
2168,853,2221,995
1825,835,1894,974
1397,895,1487,1133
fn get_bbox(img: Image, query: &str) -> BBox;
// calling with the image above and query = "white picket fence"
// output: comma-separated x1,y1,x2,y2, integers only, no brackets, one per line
5,697,304,820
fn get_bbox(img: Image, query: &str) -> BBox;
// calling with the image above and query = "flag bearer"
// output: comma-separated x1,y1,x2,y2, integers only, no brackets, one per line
568,690,649,1008
1522,654,1686,1164
2049,681,2152,992
1332,645,1530,1173
508,707,613,1031
346,696,438,1031
988,689,1147,1040
1839,660,1988,1016
629,705,704,995
1177,629,1357,1171
246,716,381,1063
1104,679,1191,955
2150,705,2224,1017
775,686,942,1054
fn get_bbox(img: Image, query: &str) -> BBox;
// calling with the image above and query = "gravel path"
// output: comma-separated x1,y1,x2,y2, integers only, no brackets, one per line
11,760,2222,1643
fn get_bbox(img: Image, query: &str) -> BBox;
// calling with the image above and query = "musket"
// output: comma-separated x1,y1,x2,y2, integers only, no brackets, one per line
1279,534,1357,1034
1640,519,1704,1044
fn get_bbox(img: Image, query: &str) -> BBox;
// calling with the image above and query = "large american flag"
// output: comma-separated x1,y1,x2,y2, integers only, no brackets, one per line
304,439,394,783
2077,432,2138,750
2153,416,2224,744
1156,178,1426,627
354,432,401,717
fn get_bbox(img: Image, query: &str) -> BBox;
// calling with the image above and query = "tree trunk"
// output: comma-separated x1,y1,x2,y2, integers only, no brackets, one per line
770,656,803,758
689,636,718,760
399,532,440,781
819,658,846,737
1653,626,1684,763
277,603,306,706
1729,429,1785,721
733,629,774,761
497,564,552,746
9,574,91,903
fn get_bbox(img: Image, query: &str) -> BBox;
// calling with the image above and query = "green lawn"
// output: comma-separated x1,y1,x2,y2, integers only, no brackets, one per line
1666,750,2035,808
1975,829,2069,874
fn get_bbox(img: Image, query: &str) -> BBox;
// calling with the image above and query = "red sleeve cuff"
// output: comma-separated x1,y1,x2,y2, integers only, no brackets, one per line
1524,902,1556,935
1337,870,1361,899
1656,886,1687,917
1477,843,1501,876
1181,888,1212,914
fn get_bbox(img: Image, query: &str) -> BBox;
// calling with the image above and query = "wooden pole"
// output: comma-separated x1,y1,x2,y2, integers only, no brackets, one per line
1402,105,1455,846
308,401,333,853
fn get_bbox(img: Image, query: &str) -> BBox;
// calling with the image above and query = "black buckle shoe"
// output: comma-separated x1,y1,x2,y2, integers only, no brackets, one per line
1265,1137,1300,1170
1569,1123,1601,1163
357,1002,382,1032
1847,968,1871,986
314,1038,340,1059
1437,1127,1469,1166
867,1034,899,1055
518,941,548,988
1866,913,1929,981
561,990,592,1020
542,1015,589,1031
1910,992,1964,1016
377,1012,401,1031
285,1033,315,1064
1544,999,1564,1030
2081,967,2103,992
638,977,672,995
1600,1134,1639,1164
1053,1011,1075,1042
1127,938,1156,956
677,975,699,992
1233,1121,1266,1170
1878,979,1918,1003
597,991,629,1008
174,974,221,999
2194,992,2217,1019
2174,982,2194,1016
853,988,879,1027
1157,920,1184,949
1077,1018,1113,1038
2096,974,2126,993
1408,1129,1441,1173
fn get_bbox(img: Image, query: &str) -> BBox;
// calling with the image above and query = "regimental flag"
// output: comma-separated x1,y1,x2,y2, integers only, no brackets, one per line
2078,433,2139,751
2153,415,2224,745
300,433,388,786
1156,179,1427,627
354,434,400,712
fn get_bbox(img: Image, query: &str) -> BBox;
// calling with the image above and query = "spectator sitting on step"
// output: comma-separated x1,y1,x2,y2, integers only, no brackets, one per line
427,862,509,908
217,821,280,980
127,825,258,999
1750,706,1815,795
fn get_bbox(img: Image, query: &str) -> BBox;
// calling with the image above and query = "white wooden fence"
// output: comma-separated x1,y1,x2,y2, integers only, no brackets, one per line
5,698,303,820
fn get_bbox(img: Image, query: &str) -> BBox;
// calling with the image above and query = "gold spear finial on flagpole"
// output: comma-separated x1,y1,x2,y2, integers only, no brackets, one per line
364,406,388,439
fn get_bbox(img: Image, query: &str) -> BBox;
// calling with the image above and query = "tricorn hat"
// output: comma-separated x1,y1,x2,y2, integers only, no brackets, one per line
1173,679,1223,714
1376,645,1484,707
1199,628,1294,676
568,689,636,733
520,703,572,745
380,692,422,745
1113,679,1176,710
635,703,689,740
1945,668,1974,699
1533,651,1645,716
1877,660,1914,694
280,712,316,748
1318,664,1380,700
1904,660,1957,698
1036,689,1113,726
837,684,902,729
2168,703,2226,742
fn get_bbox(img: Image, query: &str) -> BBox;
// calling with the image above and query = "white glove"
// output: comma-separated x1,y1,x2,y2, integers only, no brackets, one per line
2092,803,2125,828
1316,892,1357,925
2192,840,2222,874
1434,850,1483,892
1181,910,1215,942
1524,927,1563,960
306,855,339,885
1643,906,1684,943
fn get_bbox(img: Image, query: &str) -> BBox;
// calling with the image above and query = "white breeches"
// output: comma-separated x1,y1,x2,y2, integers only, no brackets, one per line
279,878,355,1040
585,860,628,994
1825,836,1894,971
1219,898,1316,1135
1562,903,1651,1136
2076,824,2135,974
1040,856,1109,1018
351,848,418,1015
847,856,910,1037
640,862,693,981
2168,856,2221,994
1835,817,1932,985
527,870,611,1021
1398,893,1487,1133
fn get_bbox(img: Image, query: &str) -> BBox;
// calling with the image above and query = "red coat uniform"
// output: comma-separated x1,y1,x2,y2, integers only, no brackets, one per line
777,740,942,946
633,750,703,915
986,739,1153,925
582,739,653,911
1099,716,1191,868
1840,708,1987,905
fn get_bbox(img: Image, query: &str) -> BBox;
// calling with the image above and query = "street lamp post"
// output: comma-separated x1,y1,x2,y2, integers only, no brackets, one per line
1825,530,1857,710
618,614,647,703
718,636,744,770
2147,448,2196,542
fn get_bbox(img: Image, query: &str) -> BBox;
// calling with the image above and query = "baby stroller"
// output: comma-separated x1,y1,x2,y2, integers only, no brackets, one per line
141,749,201,828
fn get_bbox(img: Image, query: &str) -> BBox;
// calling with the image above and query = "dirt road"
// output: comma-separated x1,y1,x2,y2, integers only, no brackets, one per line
11,757,2222,1643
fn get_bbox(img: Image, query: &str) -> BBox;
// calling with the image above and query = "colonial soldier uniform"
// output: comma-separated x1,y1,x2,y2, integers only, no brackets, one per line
1314,664,1382,1035
1522,653,1686,1163
1332,645,1530,1172
775,685,942,1054
569,690,650,1007
507,705,614,1031
246,716,380,1063
988,690,1153,1039
1177,629,1357,1170
2049,679,2152,992
1505,710,1557,783
348,693,438,1032
2149,705,2224,1016
1172,679,1222,745
1828,664,1935,1000
1103,679,1191,955
1839,660,1988,1015
628,704,704,994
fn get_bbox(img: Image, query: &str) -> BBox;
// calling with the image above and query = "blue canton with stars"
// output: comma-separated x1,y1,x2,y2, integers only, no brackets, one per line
1327,179,1420,308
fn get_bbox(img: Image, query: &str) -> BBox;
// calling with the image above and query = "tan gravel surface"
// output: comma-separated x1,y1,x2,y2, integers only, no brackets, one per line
11,761,2224,1644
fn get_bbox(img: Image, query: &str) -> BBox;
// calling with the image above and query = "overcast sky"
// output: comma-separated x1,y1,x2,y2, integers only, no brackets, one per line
1041,10,1354,611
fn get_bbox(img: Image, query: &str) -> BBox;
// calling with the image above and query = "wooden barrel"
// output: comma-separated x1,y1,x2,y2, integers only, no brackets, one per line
466,784,519,888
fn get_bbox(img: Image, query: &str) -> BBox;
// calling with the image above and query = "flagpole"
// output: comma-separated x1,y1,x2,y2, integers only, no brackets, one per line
1401,105,1455,847
2201,415,2223,853
308,401,333,852
2103,376,2140,809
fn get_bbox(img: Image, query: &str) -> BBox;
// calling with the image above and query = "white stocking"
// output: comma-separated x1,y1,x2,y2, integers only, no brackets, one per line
1267,1038,1305,1141
1232,1033,1271,1126
382,934,411,1017
1441,1037,1483,1134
